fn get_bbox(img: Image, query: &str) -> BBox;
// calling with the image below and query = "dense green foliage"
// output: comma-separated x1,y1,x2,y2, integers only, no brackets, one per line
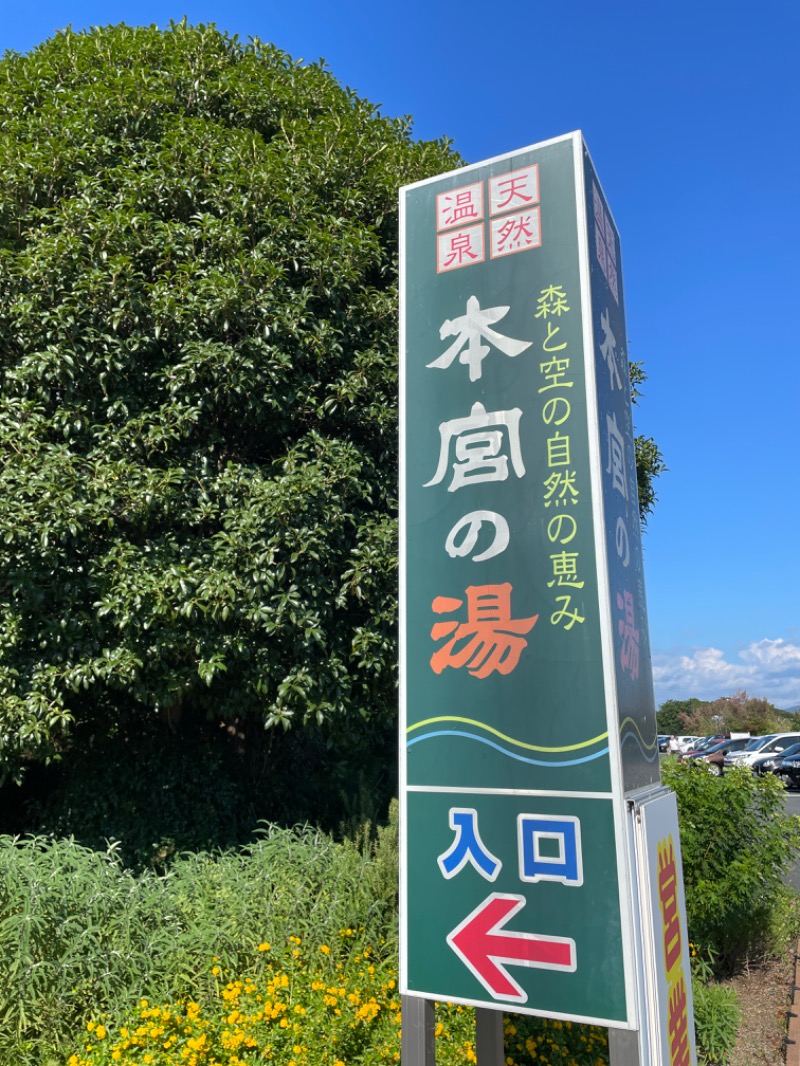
682,691,798,737
662,760,800,974
4,711,387,867
0,21,459,784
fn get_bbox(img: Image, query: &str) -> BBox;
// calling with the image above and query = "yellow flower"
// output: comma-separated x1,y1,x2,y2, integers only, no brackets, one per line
95,1025,107,1040
319,944,331,955
258,942,271,952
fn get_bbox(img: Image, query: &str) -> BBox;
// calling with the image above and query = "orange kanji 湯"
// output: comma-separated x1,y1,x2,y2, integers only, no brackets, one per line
429,583,538,679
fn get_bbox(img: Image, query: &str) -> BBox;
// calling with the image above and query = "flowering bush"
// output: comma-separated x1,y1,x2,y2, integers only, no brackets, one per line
69,932,402,1066
68,935,608,1066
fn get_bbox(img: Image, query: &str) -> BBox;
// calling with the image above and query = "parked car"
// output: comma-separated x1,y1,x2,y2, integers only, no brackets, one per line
684,736,751,776
682,734,725,756
724,735,769,766
724,733,800,772
753,741,800,777
779,754,800,790
674,735,701,753
723,734,776,768
676,734,732,762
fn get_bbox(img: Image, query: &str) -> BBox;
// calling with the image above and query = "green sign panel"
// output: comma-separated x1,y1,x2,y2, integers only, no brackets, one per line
399,132,659,1026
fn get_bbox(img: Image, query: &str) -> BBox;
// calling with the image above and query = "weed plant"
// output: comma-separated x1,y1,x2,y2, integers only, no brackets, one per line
689,949,740,1066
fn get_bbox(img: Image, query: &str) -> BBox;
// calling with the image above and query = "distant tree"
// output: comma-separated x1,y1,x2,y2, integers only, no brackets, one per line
629,362,666,523
680,691,788,737
657,698,703,735
0,22,665,790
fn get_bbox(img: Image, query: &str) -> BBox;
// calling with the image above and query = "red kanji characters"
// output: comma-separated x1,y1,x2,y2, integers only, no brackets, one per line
616,588,640,680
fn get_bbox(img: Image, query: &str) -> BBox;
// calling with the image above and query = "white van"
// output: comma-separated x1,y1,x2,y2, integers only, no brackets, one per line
725,733,800,770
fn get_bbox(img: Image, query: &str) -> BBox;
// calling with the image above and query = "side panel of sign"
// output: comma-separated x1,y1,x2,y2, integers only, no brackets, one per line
400,134,635,1025
582,146,661,793
636,791,698,1066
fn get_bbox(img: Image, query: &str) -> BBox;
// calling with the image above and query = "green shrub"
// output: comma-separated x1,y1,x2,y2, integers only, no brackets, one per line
662,760,800,973
0,824,398,1065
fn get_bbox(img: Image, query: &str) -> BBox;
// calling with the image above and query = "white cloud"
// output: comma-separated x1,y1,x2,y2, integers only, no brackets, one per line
652,639,800,709
739,638,800,670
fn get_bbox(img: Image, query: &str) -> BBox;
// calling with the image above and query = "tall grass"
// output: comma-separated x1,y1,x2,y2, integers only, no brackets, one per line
0,816,398,1065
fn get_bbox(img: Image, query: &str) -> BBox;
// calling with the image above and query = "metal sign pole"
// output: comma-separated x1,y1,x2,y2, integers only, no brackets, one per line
608,1027,642,1066
400,998,506,1066
475,1008,504,1066
401,995,436,1066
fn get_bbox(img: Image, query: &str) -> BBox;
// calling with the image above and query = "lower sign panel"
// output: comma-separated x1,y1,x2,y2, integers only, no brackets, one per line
402,789,631,1025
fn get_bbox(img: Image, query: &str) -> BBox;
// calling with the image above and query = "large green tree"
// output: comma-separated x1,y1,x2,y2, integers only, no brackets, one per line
0,23,664,789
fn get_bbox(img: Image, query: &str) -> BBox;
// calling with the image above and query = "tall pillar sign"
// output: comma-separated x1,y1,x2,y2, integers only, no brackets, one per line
399,132,660,1026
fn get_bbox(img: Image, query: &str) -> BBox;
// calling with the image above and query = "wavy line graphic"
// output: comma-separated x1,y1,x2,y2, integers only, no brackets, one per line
619,716,659,751
620,730,660,763
619,716,659,754
407,716,608,754
406,729,610,767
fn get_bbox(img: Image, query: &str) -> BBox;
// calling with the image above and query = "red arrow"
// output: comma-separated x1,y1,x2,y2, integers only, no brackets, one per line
447,893,576,1003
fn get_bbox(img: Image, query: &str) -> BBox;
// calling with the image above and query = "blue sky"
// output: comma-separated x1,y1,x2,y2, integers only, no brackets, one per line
5,1,799,709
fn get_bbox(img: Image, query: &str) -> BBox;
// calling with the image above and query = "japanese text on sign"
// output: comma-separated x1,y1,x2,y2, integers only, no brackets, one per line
436,166,542,273
536,284,586,631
